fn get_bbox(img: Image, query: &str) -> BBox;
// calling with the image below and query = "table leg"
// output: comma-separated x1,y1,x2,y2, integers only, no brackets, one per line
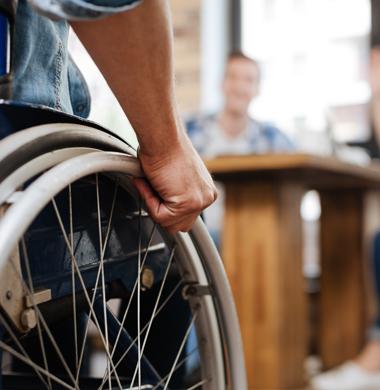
318,190,366,369
222,180,307,389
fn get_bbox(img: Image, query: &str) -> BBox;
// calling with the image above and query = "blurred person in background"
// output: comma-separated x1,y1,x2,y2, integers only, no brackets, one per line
186,52,294,246
311,46,380,390
187,52,294,158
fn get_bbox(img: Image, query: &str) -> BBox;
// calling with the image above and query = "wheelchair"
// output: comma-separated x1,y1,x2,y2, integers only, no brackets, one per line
0,3,246,390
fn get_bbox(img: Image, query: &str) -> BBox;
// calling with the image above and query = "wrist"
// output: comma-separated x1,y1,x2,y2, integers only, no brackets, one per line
137,118,187,159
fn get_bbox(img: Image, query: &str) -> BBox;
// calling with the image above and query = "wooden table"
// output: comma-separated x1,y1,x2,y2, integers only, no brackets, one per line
205,154,380,389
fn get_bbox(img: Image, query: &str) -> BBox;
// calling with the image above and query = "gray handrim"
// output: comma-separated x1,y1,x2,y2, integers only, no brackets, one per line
0,151,247,390
0,122,136,182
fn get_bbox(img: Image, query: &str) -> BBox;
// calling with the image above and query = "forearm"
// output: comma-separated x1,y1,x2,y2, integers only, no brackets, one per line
72,0,216,233
71,0,182,155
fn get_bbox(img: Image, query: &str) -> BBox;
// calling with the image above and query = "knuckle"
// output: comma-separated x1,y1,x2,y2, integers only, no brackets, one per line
180,184,218,214
212,186,219,201
202,187,217,208
184,195,202,212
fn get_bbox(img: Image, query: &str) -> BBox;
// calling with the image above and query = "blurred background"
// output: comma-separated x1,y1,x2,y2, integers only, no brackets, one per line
70,0,374,158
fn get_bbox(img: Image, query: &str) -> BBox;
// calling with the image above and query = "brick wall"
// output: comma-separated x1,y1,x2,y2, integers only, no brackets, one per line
171,0,201,114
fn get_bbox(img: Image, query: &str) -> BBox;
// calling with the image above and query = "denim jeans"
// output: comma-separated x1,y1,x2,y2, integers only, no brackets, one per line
12,0,141,117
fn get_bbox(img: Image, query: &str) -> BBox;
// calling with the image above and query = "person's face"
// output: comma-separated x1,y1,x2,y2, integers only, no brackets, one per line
222,58,259,115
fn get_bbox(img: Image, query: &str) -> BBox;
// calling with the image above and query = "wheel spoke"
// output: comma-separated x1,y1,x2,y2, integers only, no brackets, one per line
7,243,77,388
0,340,75,390
136,200,143,389
74,181,118,383
0,312,49,388
69,184,79,374
100,181,119,261
110,223,157,361
99,221,158,390
151,346,199,390
163,310,199,390
185,378,209,390
129,247,176,388
95,174,112,390
52,197,123,390
75,273,101,384
22,239,62,390
98,278,183,390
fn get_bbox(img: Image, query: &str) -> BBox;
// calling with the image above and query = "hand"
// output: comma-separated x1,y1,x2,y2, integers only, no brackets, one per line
133,133,218,234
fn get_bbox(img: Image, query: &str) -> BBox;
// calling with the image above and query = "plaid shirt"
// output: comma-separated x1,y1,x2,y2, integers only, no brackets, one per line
186,113,295,158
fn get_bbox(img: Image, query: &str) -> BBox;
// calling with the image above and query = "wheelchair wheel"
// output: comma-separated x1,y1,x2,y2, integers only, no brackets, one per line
0,122,135,204
0,127,246,389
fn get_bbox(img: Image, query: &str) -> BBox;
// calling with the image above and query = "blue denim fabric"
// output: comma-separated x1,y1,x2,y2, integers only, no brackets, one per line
29,0,142,20
12,0,141,118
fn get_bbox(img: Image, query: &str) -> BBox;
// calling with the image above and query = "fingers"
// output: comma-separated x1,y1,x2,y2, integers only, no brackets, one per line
132,177,177,226
164,214,197,234
133,177,198,234
133,178,173,223
132,177,160,215
159,210,197,232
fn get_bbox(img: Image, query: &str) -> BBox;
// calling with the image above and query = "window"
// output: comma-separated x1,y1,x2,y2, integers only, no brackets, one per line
242,0,371,153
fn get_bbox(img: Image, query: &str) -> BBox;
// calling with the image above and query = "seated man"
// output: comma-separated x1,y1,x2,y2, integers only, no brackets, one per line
187,52,294,246
187,52,294,158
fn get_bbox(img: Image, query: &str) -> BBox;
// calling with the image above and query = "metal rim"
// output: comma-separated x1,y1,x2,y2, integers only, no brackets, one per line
0,123,136,182
0,147,99,205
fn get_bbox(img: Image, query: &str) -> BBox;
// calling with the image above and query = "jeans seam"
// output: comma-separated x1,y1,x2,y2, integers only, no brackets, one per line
54,39,63,110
